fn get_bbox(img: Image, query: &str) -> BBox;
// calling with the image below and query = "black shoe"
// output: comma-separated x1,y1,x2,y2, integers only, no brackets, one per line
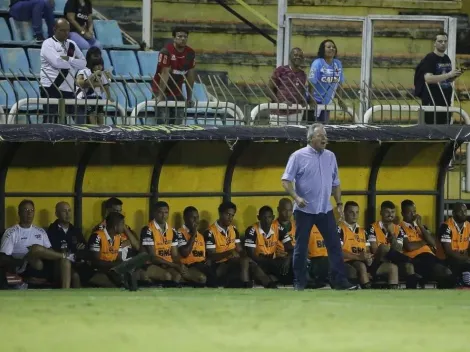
334,281,358,290
125,271,138,292
265,281,278,289
34,35,45,44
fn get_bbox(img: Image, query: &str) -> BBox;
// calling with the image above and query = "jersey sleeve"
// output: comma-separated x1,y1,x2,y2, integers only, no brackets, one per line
88,233,101,252
203,229,216,250
244,226,257,248
0,228,16,256
338,226,344,246
176,231,187,247
438,223,452,243
171,229,178,247
40,229,52,249
158,48,171,69
281,152,299,182
140,226,154,246
279,228,292,244
234,227,241,244
366,225,376,243
308,59,322,84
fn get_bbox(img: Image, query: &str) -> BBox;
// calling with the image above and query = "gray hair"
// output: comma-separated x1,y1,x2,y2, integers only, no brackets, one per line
307,123,325,141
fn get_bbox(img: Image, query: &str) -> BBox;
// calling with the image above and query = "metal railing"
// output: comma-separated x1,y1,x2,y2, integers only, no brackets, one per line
1,69,469,126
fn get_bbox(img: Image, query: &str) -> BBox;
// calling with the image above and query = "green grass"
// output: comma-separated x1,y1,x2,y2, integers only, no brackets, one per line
0,288,469,352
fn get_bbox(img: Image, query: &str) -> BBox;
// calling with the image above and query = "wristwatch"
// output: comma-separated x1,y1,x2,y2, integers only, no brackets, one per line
336,202,343,206
81,30,86,36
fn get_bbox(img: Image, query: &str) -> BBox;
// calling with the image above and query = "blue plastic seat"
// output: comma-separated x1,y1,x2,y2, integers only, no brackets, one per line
54,0,67,16
0,48,33,77
0,18,13,43
0,0,9,13
93,20,139,49
12,81,41,123
125,82,153,109
109,50,140,80
9,18,48,42
27,48,41,76
105,82,127,124
137,51,159,79
82,48,113,72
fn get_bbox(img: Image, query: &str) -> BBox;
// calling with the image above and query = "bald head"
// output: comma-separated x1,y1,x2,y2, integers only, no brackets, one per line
55,201,72,224
277,197,293,222
452,202,467,223
54,18,70,42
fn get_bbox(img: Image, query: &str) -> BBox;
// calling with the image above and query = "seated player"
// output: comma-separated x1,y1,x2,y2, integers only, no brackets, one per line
307,225,329,288
141,201,201,285
400,199,453,288
273,198,295,284
339,201,374,289
176,206,215,286
436,202,470,287
0,200,73,289
87,212,143,290
93,197,140,260
204,201,252,288
244,205,293,288
367,201,419,289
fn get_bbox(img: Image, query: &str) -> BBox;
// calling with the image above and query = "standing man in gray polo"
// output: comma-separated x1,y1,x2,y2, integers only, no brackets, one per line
281,124,356,291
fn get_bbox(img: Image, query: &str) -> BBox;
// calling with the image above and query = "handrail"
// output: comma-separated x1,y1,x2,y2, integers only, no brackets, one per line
364,105,470,125
5,98,127,125
250,103,360,124
130,100,245,121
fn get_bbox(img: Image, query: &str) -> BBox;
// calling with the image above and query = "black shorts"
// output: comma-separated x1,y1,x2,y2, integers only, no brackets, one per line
412,253,440,279
445,258,470,276
20,260,54,282
257,258,285,277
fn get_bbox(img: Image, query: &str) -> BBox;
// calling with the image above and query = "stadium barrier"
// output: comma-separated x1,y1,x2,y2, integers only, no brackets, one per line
1,70,470,126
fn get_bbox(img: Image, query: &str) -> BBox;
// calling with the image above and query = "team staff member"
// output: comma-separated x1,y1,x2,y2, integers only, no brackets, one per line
367,201,419,289
307,226,329,288
40,18,87,123
282,123,355,290
152,27,196,124
414,32,462,124
273,198,295,285
93,197,140,260
338,201,378,289
87,212,141,290
0,200,73,289
204,202,252,288
244,206,293,288
437,203,470,286
140,201,188,285
176,206,215,286
400,199,453,288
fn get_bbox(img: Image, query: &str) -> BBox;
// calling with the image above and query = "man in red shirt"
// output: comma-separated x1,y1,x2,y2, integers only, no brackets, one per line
152,27,196,124
267,47,307,125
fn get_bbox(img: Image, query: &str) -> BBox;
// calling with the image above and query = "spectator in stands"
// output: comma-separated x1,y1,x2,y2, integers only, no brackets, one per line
400,199,453,288
308,39,346,123
152,27,196,125
93,197,139,259
9,0,54,43
75,54,111,124
436,203,470,287
282,124,355,291
244,205,293,288
0,200,73,288
140,201,195,286
47,201,86,287
267,47,307,125
414,32,462,124
307,225,329,288
338,201,376,289
86,212,141,290
204,201,252,288
64,0,100,49
176,206,214,286
367,201,419,289
273,198,295,284
40,18,86,123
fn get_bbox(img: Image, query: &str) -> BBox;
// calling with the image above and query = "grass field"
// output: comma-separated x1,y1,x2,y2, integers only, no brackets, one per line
0,288,469,352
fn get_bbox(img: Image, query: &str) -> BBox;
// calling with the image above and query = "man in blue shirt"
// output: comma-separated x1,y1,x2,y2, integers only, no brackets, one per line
281,123,356,290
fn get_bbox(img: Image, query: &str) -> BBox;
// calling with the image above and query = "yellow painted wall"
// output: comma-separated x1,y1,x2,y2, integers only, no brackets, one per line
1,141,446,236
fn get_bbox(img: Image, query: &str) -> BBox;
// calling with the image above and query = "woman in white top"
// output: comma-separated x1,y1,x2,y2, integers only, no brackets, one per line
75,56,111,124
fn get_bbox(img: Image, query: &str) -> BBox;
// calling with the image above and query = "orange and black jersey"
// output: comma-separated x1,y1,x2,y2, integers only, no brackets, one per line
273,219,295,258
140,221,178,262
308,225,328,258
244,223,291,258
88,228,122,262
367,221,406,247
203,222,240,263
436,218,470,260
338,222,369,261
399,221,434,258
176,225,206,265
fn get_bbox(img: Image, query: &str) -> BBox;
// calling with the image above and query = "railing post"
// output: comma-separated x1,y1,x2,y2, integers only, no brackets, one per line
58,98,66,124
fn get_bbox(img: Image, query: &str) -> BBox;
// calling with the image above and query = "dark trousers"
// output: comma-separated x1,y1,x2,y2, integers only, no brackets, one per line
293,210,347,288
40,86,76,123
10,0,54,38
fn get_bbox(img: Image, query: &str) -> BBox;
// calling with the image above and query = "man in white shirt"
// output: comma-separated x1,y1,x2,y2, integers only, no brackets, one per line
40,18,86,123
0,199,73,288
